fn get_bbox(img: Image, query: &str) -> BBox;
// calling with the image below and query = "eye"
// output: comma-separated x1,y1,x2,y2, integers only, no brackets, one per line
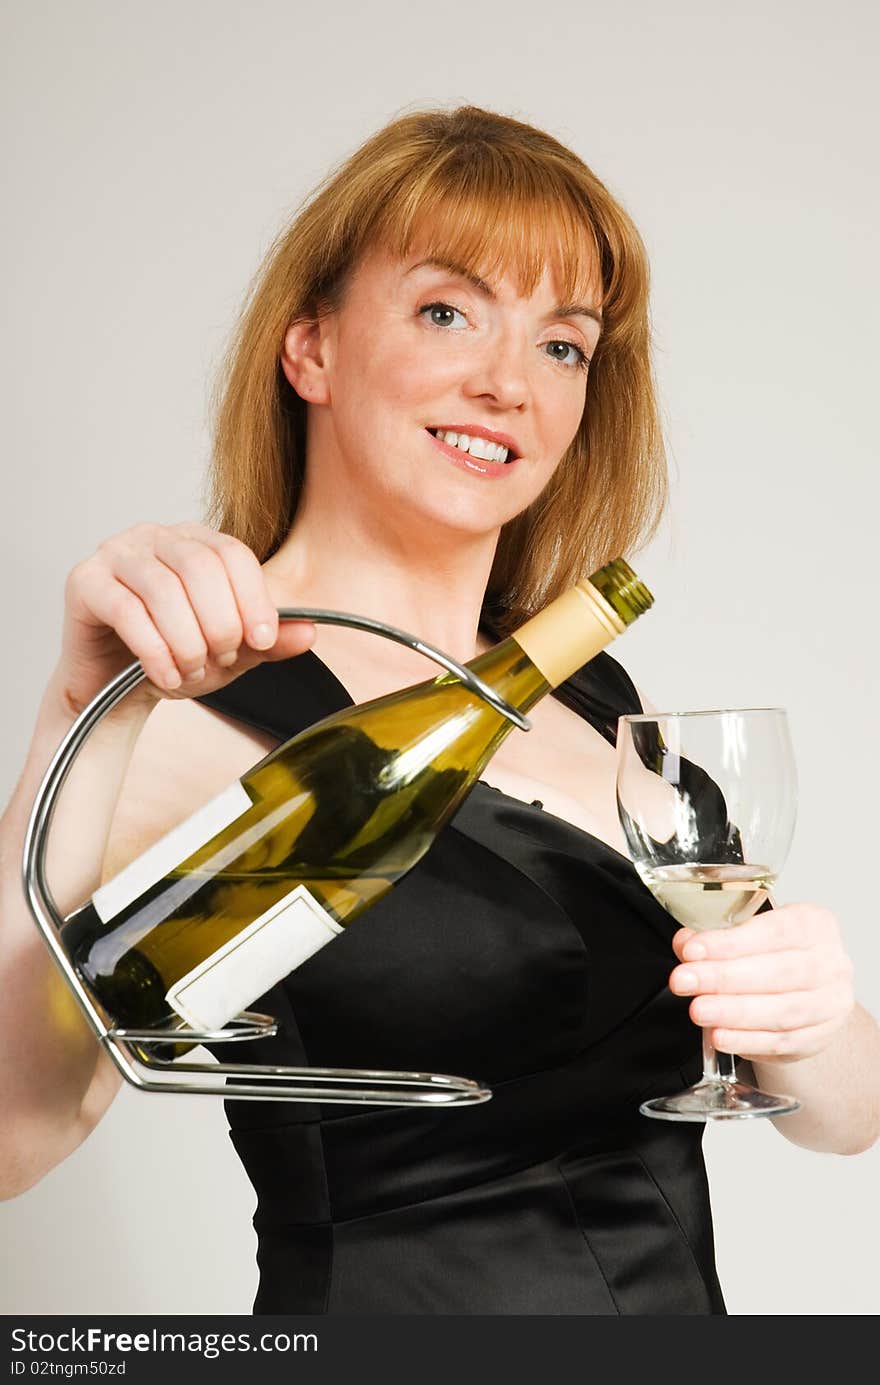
419,301,468,329
544,340,590,370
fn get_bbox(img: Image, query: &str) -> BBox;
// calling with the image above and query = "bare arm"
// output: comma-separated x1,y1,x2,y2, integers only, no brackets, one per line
0,520,313,1199
0,670,154,1197
742,1003,880,1154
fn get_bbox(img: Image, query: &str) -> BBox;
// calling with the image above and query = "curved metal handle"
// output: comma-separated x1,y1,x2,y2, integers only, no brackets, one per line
20,607,530,1107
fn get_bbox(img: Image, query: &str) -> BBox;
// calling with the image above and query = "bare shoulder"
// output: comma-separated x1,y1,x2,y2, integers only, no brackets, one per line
102,694,279,881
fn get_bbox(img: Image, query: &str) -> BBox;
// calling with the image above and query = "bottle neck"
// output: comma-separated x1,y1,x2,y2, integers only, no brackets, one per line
511,581,626,688
464,580,629,724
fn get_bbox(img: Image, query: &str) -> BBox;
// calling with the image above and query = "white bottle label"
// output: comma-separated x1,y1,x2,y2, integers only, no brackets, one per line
164,884,344,1032
93,781,253,925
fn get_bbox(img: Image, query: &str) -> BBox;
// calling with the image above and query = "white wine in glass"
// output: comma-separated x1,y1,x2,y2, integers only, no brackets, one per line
616,708,800,1121
638,863,775,933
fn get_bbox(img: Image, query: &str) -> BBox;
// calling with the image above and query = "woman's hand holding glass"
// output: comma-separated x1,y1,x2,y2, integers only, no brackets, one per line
669,903,855,1065
616,707,809,1119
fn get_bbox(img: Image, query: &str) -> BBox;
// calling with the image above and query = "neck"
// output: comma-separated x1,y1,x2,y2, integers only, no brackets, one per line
262,467,502,669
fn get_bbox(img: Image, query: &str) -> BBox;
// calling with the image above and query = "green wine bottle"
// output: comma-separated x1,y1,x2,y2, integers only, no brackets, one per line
60,559,652,1037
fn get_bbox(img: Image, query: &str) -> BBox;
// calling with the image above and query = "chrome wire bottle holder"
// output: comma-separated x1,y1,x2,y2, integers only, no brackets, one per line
23,609,532,1107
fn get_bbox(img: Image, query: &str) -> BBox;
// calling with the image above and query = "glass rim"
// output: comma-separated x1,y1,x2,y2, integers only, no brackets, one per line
619,706,788,723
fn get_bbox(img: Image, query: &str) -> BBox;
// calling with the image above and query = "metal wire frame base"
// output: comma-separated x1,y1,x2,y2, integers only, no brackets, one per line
22,609,532,1106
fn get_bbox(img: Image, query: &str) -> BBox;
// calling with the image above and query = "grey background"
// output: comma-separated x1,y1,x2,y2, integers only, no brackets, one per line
2,0,877,1315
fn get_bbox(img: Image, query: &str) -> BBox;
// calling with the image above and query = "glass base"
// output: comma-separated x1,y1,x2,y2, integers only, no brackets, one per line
640,1079,801,1122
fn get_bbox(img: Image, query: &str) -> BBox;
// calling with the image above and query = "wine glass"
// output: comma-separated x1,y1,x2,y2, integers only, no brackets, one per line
616,708,800,1120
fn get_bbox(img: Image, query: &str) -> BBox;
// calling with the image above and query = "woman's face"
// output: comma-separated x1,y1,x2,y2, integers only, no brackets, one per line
283,240,603,540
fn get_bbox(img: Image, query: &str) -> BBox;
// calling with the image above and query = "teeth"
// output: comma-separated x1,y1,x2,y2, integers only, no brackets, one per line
468,436,502,463
433,429,510,463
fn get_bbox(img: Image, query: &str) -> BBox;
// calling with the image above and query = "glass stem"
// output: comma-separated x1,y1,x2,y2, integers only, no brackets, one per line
702,1028,737,1084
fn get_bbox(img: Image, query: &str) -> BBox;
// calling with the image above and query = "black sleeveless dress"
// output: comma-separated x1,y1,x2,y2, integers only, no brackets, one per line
196,648,726,1316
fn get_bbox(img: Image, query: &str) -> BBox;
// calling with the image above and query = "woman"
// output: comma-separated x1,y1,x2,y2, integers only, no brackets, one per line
1,107,875,1315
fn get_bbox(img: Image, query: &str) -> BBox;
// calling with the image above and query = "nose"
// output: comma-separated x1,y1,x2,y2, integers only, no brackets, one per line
461,327,529,412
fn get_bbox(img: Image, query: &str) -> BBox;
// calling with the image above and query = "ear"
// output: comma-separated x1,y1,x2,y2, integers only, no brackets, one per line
280,315,333,404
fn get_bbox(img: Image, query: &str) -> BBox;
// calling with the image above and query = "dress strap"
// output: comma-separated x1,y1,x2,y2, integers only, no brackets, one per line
552,650,645,747
194,651,350,742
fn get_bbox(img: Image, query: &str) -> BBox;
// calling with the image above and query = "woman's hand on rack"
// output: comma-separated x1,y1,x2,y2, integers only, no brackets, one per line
54,521,316,718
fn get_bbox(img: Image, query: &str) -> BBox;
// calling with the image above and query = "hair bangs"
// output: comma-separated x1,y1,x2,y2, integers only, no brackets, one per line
374,154,603,308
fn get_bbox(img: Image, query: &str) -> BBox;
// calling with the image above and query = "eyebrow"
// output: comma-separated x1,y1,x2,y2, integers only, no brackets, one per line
406,257,604,327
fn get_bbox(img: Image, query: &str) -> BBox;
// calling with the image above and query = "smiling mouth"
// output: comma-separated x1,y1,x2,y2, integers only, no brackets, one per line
426,428,518,464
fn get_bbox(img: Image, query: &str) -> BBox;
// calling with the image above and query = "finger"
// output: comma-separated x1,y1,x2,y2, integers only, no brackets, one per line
680,907,820,962
105,542,212,679
689,985,849,1033
173,525,316,660
671,928,696,962
153,531,246,665
709,1017,846,1061
75,563,186,691
172,525,281,652
670,948,839,997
